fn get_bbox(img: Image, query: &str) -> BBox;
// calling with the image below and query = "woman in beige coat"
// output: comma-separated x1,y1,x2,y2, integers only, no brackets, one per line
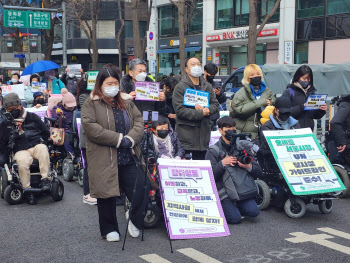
81,67,145,242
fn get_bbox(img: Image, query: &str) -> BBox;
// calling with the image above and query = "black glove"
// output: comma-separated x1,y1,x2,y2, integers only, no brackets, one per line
119,137,132,148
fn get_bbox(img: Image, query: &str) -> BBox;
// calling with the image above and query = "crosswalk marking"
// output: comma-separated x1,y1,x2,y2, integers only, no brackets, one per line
140,254,172,263
318,227,350,240
177,248,222,263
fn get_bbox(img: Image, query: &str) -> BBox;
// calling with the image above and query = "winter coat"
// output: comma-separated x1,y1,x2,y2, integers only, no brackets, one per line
208,80,226,122
282,82,326,130
79,93,89,107
330,94,350,147
0,109,50,166
259,115,300,156
61,73,78,97
48,78,65,94
229,83,276,139
52,103,75,129
78,93,90,148
172,74,220,151
121,74,165,114
141,127,185,159
24,86,34,107
81,93,144,199
205,138,261,201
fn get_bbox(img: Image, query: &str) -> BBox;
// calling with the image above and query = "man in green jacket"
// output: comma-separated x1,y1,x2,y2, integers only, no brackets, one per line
172,57,219,160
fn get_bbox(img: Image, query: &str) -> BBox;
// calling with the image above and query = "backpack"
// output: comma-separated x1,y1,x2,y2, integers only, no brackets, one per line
288,87,295,103
210,143,258,201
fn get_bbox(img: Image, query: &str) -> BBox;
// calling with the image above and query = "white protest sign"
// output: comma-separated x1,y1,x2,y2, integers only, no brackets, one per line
1,84,25,99
158,158,230,240
31,82,47,93
304,94,328,111
135,81,160,101
209,130,221,146
27,106,48,122
67,64,82,75
263,128,345,195
183,88,209,107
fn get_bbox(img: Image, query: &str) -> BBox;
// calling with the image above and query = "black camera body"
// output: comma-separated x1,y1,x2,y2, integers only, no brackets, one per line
1,112,19,150
228,133,253,165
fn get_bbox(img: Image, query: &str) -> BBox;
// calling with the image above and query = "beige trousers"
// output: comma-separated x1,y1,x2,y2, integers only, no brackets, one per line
14,144,50,188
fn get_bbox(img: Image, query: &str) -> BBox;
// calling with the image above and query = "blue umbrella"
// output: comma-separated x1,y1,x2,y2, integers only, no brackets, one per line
21,60,60,76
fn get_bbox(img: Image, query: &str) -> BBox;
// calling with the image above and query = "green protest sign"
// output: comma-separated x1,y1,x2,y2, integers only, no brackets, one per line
87,71,99,90
263,128,346,195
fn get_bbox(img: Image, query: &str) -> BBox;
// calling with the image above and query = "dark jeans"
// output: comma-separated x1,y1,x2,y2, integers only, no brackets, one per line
96,164,149,237
82,148,89,196
64,130,73,154
221,198,260,224
185,150,207,160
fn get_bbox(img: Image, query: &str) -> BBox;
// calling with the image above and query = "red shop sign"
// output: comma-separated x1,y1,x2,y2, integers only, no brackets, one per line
258,29,278,37
206,35,221,42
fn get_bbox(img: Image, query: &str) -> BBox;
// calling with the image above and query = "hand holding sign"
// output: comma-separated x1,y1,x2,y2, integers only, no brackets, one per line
304,94,328,110
135,81,160,101
183,88,209,108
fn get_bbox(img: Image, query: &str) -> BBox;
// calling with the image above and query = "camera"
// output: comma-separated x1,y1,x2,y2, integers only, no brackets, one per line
1,111,19,150
143,110,159,123
228,133,253,165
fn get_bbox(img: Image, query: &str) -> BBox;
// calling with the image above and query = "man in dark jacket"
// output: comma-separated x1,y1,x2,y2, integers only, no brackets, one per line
121,58,165,114
203,63,227,130
205,116,261,224
61,68,81,97
172,57,220,160
0,93,51,198
330,94,350,163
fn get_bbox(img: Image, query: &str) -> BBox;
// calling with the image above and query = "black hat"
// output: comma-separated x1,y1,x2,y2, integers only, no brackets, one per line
275,96,292,113
33,91,44,99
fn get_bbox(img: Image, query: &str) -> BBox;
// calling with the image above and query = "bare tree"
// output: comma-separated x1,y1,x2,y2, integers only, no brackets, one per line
71,0,101,70
169,0,201,75
247,0,281,64
115,0,125,68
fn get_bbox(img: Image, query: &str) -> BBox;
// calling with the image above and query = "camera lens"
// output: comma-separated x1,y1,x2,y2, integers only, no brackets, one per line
240,156,252,165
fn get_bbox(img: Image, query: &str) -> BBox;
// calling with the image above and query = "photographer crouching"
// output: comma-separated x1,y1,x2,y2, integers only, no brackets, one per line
205,116,261,224
0,93,50,204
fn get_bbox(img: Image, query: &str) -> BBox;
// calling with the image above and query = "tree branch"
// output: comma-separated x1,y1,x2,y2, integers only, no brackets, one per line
256,0,281,37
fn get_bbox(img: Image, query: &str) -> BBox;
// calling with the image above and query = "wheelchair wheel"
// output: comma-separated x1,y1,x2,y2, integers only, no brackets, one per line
1,169,9,199
78,169,84,187
255,179,271,210
4,185,23,205
51,179,64,201
333,165,350,197
318,200,333,214
144,205,161,229
62,158,74,182
284,197,306,218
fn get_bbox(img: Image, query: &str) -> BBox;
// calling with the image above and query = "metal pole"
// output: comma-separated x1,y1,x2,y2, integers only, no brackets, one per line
323,0,327,63
27,28,31,64
62,0,67,67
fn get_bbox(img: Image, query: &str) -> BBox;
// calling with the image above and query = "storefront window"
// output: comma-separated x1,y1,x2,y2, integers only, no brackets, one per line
235,0,250,26
189,2,203,33
216,0,234,29
328,0,350,15
260,0,280,22
297,0,325,18
295,42,309,64
297,18,325,40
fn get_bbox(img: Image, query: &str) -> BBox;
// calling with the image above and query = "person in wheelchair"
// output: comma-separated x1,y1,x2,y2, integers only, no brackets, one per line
0,93,51,202
205,116,261,224
330,94,350,164
32,92,48,109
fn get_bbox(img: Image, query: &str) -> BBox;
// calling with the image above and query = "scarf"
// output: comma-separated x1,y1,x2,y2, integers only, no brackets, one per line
153,134,173,158
293,81,311,95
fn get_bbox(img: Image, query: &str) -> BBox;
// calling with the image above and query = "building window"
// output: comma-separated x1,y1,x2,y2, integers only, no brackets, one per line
189,1,203,33
159,5,177,36
260,0,280,22
296,18,325,40
124,21,147,39
328,0,350,15
81,20,116,39
216,0,234,29
327,14,350,37
297,0,325,18
234,0,250,26
295,42,308,64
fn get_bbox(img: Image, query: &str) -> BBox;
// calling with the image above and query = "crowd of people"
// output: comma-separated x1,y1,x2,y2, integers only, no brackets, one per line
0,58,349,243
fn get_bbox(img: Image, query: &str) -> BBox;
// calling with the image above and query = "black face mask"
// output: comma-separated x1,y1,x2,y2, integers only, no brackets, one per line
10,109,21,119
224,129,236,141
250,76,262,86
165,90,173,99
157,130,169,139
206,75,215,83
35,98,45,105
278,112,291,122
298,80,310,89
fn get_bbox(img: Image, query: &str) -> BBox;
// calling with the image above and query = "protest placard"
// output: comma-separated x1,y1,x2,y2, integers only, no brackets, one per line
158,158,230,240
87,71,99,90
183,88,209,107
76,118,85,168
135,81,160,101
263,128,346,195
209,130,221,146
67,64,82,75
31,82,47,93
304,94,328,110
1,84,25,99
27,106,48,122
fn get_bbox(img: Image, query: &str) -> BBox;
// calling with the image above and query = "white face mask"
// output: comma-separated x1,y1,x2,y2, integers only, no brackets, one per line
190,66,202,78
135,72,147,82
11,79,18,83
49,75,56,80
68,74,75,78
103,86,119,98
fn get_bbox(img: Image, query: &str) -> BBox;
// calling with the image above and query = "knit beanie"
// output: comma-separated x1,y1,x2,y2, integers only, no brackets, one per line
61,88,76,108
3,92,21,108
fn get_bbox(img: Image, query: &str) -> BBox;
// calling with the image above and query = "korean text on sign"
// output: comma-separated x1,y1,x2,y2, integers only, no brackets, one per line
183,88,209,108
87,71,99,90
135,81,160,101
304,94,328,111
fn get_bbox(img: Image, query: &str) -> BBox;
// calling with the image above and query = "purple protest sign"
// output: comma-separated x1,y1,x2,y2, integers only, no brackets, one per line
76,118,85,169
158,159,230,240
135,81,160,101
27,106,48,122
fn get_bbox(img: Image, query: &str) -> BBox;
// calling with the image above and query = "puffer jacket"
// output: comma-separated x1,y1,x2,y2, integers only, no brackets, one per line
172,74,220,151
282,82,326,130
52,103,75,129
330,94,350,147
121,74,165,114
229,83,276,139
